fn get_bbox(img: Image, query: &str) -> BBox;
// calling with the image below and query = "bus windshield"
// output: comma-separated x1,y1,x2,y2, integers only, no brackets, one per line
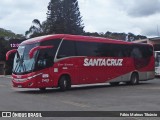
13,39,61,74
13,43,39,74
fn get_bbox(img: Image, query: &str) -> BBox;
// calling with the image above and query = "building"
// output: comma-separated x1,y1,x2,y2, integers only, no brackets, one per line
133,37,160,51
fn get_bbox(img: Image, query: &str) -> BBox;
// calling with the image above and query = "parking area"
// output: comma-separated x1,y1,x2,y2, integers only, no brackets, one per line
0,76,160,119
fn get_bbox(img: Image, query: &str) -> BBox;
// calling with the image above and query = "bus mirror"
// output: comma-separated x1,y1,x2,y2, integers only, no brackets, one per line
29,46,53,59
6,49,17,60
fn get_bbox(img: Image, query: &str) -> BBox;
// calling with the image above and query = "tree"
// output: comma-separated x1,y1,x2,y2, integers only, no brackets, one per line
26,0,84,38
46,0,62,34
25,19,47,38
84,31,147,41
0,28,24,40
46,0,84,34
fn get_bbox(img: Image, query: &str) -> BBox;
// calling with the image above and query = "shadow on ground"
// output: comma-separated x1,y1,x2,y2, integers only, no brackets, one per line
14,82,152,94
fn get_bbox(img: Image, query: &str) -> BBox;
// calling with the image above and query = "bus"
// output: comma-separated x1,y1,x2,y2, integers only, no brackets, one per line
6,34,155,91
155,51,160,76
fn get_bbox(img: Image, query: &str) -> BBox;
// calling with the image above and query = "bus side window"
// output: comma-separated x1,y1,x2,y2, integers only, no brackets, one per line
117,51,123,57
57,40,76,59
76,41,99,56
37,50,53,68
131,47,142,59
141,46,153,58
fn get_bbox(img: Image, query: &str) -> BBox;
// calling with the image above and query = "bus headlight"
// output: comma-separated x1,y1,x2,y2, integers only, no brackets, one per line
14,78,28,82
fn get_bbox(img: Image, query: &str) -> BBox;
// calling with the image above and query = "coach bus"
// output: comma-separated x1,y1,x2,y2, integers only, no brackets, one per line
155,51,160,76
6,34,155,91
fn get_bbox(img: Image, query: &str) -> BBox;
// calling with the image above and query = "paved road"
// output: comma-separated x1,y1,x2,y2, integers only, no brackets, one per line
0,76,160,120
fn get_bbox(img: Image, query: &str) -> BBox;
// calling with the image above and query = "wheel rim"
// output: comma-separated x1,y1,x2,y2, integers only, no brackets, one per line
133,76,137,84
132,74,138,84
63,79,67,88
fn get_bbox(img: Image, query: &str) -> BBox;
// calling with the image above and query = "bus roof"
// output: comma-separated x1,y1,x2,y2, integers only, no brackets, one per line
21,34,150,46
21,34,65,45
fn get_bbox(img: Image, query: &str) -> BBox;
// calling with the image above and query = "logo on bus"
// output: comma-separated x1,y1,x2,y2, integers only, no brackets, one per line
84,58,123,67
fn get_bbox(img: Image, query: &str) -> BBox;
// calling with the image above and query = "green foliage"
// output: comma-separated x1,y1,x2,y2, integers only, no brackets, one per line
26,0,84,38
85,32,147,41
0,28,24,40
25,19,47,38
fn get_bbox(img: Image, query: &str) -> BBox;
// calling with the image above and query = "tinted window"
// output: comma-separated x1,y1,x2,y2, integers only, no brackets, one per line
35,39,61,69
76,41,153,58
96,44,131,57
141,45,153,58
57,40,76,58
76,41,131,57
117,45,131,57
131,45,153,59
131,47,142,58
40,39,61,59
76,41,99,56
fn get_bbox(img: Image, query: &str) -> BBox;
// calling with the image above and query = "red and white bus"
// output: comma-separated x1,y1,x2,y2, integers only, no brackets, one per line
6,34,155,91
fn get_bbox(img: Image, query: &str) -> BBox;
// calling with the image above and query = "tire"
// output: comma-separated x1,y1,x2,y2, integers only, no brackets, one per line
127,73,139,85
110,82,119,86
59,76,71,91
39,88,46,91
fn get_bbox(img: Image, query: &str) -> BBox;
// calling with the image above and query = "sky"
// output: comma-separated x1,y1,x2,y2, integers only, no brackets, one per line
0,0,160,38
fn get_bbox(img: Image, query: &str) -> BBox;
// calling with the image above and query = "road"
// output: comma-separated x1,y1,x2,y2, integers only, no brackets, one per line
0,76,160,120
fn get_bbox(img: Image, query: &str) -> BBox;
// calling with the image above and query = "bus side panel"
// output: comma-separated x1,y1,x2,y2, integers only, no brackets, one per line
51,56,154,86
71,57,136,84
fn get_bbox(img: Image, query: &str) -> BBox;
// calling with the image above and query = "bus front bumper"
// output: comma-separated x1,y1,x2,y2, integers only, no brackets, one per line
12,77,38,88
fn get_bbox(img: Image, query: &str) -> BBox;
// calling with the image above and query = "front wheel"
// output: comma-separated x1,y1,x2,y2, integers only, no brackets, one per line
59,76,71,91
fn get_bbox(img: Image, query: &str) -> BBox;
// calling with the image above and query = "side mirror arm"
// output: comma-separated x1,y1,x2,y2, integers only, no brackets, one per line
29,46,54,59
6,49,17,60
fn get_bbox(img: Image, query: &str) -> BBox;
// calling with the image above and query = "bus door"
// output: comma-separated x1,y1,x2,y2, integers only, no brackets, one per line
36,49,54,87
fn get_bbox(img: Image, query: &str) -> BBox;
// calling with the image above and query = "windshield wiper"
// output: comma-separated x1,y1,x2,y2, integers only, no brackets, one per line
13,52,20,73
14,55,26,73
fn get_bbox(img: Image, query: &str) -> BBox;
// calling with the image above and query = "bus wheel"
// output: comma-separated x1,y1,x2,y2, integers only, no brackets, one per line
110,82,119,86
59,76,71,91
128,73,139,85
39,88,46,91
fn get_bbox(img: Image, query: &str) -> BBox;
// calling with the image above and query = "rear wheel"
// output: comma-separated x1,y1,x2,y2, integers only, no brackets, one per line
127,73,139,85
59,76,71,91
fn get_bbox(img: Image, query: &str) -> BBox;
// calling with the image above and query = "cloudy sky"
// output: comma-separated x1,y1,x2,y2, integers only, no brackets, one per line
0,0,160,37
